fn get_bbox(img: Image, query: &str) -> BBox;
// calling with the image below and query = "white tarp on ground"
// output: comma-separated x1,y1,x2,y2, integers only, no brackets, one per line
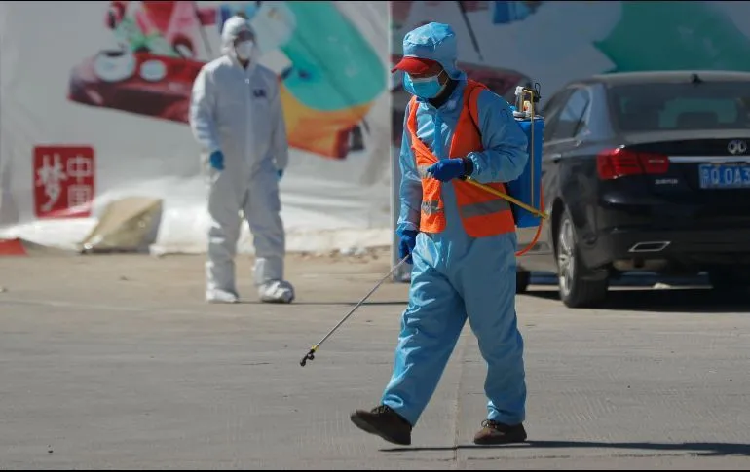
0,1,391,254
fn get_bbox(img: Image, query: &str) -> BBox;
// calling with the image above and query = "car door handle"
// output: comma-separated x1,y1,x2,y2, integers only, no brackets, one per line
549,153,563,163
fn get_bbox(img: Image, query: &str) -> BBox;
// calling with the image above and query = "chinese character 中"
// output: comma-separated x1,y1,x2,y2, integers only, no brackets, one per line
67,155,94,181
36,154,68,212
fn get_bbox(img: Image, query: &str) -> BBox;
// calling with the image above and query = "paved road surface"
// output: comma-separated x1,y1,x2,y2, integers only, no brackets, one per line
1,252,749,469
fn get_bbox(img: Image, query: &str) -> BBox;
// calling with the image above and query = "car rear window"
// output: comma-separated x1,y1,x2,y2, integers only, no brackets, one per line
609,82,750,131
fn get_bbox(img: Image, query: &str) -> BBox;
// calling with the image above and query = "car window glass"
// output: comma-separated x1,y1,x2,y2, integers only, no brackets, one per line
551,89,590,140
611,82,750,131
542,90,572,140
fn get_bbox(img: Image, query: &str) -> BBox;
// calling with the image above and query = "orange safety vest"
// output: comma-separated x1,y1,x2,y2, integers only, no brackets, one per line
406,79,516,238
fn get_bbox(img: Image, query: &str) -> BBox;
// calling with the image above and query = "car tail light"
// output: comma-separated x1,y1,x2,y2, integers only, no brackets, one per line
596,148,669,180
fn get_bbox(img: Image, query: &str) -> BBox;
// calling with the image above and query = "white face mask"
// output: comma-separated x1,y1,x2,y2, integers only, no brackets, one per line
235,40,255,60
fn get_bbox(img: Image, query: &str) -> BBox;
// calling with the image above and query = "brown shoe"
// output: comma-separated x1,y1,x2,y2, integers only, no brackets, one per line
351,405,413,446
473,419,527,445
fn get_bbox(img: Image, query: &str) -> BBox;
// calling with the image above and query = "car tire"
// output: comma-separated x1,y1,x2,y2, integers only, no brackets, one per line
556,210,608,308
516,271,531,294
708,269,750,293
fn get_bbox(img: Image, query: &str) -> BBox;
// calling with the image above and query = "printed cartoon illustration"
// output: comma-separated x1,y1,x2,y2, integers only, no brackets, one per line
390,1,750,147
491,1,543,25
67,1,386,160
594,1,750,73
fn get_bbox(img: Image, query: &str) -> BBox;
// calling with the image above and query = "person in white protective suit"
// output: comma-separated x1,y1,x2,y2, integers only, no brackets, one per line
189,16,295,304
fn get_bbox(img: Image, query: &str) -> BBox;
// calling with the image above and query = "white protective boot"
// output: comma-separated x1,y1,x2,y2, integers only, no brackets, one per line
206,289,240,304
258,280,295,304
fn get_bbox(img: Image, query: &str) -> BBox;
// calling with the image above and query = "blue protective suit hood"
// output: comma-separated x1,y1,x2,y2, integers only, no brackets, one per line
401,22,464,80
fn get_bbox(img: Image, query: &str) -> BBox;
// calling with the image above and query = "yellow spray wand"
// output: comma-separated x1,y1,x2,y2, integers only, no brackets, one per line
462,177,547,220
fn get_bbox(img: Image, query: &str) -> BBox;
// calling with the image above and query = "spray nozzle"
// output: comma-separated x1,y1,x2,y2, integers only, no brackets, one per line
532,82,542,103
514,84,542,101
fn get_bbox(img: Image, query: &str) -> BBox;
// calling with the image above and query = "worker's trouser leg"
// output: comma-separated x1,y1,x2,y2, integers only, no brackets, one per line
381,243,467,425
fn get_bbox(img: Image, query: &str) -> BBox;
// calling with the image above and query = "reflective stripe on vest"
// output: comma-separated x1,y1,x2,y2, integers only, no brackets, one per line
461,198,510,218
421,200,442,215
406,79,516,238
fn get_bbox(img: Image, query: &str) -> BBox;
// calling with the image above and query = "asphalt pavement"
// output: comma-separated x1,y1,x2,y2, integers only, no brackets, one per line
1,251,749,469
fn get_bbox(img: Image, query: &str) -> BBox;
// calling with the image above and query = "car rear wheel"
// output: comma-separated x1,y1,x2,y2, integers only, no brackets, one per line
556,212,608,308
516,271,531,294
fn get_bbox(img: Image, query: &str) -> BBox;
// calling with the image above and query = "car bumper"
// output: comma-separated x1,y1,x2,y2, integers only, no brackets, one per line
587,227,750,269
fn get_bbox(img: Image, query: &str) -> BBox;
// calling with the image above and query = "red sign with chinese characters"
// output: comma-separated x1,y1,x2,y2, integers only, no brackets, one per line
33,146,95,219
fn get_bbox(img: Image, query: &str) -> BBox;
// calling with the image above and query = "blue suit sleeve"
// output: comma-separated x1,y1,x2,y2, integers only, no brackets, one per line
189,66,221,154
396,102,422,235
467,90,529,184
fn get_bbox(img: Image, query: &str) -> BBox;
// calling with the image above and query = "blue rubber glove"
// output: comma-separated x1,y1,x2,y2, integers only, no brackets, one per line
397,230,418,265
209,150,224,171
277,169,284,181
426,158,471,182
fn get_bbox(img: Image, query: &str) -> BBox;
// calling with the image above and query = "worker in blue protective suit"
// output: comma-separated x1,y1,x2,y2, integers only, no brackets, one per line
350,22,530,446
189,16,294,304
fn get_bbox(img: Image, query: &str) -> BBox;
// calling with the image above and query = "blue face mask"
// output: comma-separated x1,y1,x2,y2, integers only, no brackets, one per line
403,72,445,99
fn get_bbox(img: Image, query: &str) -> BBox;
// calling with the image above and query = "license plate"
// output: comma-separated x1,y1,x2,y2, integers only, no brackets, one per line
698,163,750,189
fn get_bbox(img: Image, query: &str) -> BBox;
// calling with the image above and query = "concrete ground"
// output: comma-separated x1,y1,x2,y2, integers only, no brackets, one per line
1,250,749,469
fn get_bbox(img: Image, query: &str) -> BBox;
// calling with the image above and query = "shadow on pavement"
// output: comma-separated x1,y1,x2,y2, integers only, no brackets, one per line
381,440,750,456
237,301,406,307
522,288,750,313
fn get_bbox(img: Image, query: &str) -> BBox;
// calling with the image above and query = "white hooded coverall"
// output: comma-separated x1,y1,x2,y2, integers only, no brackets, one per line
189,17,293,303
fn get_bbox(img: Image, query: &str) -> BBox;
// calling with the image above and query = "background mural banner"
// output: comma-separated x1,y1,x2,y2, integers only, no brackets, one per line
0,1,391,254
389,0,750,277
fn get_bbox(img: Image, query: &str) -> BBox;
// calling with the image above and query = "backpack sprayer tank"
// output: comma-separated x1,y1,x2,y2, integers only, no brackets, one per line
507,84,544,229
461,84,547,256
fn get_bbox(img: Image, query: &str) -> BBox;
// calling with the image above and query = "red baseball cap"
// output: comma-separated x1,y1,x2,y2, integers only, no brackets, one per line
391,56,441,75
